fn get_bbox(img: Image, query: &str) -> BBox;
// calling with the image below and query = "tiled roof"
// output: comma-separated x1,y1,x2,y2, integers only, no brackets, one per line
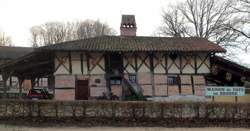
0,46,34,60
38,36,226,52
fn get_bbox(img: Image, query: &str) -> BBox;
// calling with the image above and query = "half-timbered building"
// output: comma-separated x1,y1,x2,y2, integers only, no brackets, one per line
1,15,249,101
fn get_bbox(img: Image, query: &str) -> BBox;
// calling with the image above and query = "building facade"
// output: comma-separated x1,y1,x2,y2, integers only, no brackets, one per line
44,15,225,100
0,15,234,101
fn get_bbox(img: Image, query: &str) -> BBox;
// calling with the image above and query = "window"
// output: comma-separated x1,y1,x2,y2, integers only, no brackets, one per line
110,77,121,85
128,74,137,83
167,76,179,85
95,79,101,84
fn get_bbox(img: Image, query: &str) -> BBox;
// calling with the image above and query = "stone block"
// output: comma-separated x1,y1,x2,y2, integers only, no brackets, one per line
89,75,106,87
180,75,192,85
155,85,168,96
111,85,122,97
90,87,108,97
181,85,193,95
55,75,75,88
55,89,75,100
141,85,153,96
194,85,205,96
137,73,151,84
154,74,167,84
168,85,179,96
193,75,205,85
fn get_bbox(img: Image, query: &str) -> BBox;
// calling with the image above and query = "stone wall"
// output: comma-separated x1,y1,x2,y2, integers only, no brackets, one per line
0,100,250,120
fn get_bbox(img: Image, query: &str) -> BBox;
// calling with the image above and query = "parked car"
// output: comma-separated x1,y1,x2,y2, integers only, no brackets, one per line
27,88,52,100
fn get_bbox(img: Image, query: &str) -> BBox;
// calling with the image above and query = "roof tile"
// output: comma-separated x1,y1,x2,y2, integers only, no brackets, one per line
39,36,226,52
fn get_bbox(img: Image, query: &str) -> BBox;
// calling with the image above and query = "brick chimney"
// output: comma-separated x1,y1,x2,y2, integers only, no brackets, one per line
120,15,137,36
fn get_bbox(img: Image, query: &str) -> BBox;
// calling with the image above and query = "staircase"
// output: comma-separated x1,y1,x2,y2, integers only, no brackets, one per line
122,78,143,97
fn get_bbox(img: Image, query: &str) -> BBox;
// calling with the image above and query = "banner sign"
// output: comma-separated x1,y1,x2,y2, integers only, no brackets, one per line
205,86,245,96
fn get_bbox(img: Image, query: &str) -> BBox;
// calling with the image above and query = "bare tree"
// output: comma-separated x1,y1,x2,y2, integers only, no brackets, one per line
227,0,250,51
160,7,187,37
30,20,116,47
158,0,247,51
30,26,45,47
76,20,116,39
0,32,12,46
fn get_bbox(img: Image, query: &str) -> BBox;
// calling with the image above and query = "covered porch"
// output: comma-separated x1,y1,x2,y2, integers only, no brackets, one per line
0,50,54,99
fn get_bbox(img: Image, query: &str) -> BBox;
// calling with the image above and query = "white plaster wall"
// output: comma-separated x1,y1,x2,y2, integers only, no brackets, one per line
54,75,75,88
54,89,75,100
54,52,70,75
183,65,195,74
72,60,81,74
167,56,181,74
126,65,136,73
71,52,82,75
89,53,105,75
82,55,88,74
154,53,166,74
182,56,195,74
197,54,210,74
137,53,150,73
123,53,136,73
90,87,108,97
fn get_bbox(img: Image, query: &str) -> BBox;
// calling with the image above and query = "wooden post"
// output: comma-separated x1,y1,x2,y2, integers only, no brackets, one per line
9,76,12,87
18,77,24,99
37,78,40,87
48,75,55,98
2,71,10,99
194,55,197,74
68,52,72,74
31,78,36,89
149,53,155,96
2,77,7,99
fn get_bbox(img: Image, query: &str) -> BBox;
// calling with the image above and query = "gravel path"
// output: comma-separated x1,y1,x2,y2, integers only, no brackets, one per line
1,126,250,131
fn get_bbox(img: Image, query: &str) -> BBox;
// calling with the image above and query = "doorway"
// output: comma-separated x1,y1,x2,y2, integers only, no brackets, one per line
75,80,89,100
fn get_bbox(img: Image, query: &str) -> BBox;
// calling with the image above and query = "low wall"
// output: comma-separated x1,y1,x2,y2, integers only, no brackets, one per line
0,100,250,120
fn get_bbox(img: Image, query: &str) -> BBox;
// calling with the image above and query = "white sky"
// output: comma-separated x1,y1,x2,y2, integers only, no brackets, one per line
0,0,249,66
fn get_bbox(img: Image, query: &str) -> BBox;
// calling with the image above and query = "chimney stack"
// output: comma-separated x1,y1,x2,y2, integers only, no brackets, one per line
120,15,137,36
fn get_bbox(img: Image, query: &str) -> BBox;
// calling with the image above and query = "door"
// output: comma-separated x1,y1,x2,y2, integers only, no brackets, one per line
75,80,89,100
106,53,123,74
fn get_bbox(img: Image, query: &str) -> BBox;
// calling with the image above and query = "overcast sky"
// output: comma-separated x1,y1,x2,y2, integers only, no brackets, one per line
0,0,249,66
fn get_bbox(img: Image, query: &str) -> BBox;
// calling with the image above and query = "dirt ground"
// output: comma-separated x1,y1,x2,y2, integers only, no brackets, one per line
1,126,250,131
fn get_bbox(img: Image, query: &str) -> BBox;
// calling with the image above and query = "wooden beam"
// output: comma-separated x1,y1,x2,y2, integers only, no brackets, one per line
194,55,197,74
2,71,11,99
180,55,182,74
135,54,138,73
14,61,52,71
80,53,83,74
18,77,24,99
149,53,155,96
68,52,72,74
2,77,7,99
86,53,90,74
165,53,168,74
